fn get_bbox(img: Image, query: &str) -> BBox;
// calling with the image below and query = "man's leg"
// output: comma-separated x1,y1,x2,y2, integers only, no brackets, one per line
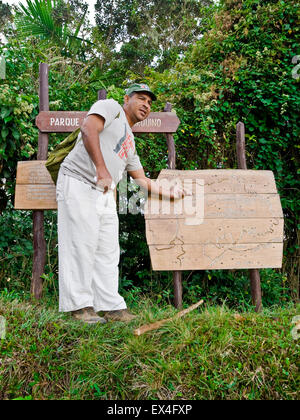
91,192,127,313
58,174,102,313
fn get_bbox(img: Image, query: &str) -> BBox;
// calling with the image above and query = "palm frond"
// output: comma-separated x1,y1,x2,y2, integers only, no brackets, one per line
15,0,69,44
15,0,93,54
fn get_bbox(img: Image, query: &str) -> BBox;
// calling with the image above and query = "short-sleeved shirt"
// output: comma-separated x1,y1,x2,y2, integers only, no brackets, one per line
61,99,142,188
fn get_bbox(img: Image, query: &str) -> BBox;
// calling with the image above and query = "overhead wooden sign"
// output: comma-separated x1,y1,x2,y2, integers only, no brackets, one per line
35,111,180,133
144,169,284,271
133,112,180,133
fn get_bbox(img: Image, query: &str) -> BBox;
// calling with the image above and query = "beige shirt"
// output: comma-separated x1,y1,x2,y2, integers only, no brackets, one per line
61,99,142,188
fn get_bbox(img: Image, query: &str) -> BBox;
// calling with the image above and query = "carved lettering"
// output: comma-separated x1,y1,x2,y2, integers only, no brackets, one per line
28,168,51,184
26,186,56,201
135,118,162,128
49,117,79,127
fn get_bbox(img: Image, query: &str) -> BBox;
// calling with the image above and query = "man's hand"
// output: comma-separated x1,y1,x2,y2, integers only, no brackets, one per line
95,166,113,193
169,184,191,200
128,168,192,200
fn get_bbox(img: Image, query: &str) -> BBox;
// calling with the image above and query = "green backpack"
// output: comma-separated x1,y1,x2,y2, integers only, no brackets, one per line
45,127,81,184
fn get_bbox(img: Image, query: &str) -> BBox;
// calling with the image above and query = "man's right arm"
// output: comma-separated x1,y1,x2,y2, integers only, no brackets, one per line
81,114,112,192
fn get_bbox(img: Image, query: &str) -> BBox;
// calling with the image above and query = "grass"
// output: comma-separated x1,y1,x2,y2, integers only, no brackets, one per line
0,291,299,400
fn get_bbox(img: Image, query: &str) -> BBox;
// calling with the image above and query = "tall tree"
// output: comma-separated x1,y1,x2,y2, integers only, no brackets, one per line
95,0,214,72
0,1,12,35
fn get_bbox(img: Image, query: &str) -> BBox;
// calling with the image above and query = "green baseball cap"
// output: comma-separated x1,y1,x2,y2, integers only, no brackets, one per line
125,83,157,101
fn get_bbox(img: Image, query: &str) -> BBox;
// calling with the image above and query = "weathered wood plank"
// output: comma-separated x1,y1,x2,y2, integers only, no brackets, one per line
149,243,283,270
16,161,54,185
133,112,180,133
14,161,118,209
144,193,283,219
35,111,180,133
146,218,284,245
14,184,57,210
156,169,278,194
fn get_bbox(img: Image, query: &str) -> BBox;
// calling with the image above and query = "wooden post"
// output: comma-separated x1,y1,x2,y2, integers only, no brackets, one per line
164,102,183,309
31,63,49,299
236,121,262,312
98,89,107,100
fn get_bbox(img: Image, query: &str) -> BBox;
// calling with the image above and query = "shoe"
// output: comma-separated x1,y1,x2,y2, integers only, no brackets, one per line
72,307,107,324
103,309,137,322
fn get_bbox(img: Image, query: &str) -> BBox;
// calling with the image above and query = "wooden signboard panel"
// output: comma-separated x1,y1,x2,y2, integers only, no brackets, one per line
14,161,118,210
146,218,284,245
35,111,180,133
148,243,283,270
147,169,278,194
145,194,282,219
16,160,54,184
15,184,57,210
15,161,57,210
144,169,284,271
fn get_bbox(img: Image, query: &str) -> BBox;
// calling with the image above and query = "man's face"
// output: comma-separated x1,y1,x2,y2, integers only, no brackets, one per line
124,92,152,123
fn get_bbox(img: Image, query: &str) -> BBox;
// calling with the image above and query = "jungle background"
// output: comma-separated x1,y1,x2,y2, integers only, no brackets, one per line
0,0,299,400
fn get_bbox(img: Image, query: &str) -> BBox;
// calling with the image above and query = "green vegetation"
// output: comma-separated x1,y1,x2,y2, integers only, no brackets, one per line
0,0,299,400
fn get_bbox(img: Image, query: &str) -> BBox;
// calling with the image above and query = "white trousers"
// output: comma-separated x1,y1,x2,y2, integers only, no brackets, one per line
57,172,126,313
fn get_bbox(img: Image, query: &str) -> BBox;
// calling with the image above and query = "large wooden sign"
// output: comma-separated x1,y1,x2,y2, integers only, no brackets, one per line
35,111,180,133
144,169,284,271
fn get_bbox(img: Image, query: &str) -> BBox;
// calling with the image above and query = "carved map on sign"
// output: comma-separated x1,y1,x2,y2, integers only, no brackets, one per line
35,111,180,133
144,169,284,271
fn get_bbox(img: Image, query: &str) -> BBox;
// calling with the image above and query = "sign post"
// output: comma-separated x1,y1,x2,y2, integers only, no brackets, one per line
164,102,183,309
31,63,49,300
236,121,262,312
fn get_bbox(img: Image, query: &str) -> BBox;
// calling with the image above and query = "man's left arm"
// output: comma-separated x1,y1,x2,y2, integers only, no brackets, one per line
128,168,187,200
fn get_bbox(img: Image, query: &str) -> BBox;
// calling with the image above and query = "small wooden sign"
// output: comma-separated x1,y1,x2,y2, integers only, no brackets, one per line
144,169,284,271
15,184,57,210
14,161,118,210
35,111,180,133
15,161,57,210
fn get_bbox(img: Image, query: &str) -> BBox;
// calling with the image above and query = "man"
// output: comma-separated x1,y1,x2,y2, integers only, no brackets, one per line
56,83,184,324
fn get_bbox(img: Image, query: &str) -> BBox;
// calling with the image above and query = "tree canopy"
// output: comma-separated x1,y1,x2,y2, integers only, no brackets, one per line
94,0,214,71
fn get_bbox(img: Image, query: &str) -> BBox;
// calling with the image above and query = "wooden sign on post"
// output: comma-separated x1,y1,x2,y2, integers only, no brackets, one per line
144,169,284,271
36,111,180,133
15,161,56,210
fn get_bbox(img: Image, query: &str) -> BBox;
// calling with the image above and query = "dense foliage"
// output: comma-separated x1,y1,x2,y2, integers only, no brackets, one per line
0,0,299,306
